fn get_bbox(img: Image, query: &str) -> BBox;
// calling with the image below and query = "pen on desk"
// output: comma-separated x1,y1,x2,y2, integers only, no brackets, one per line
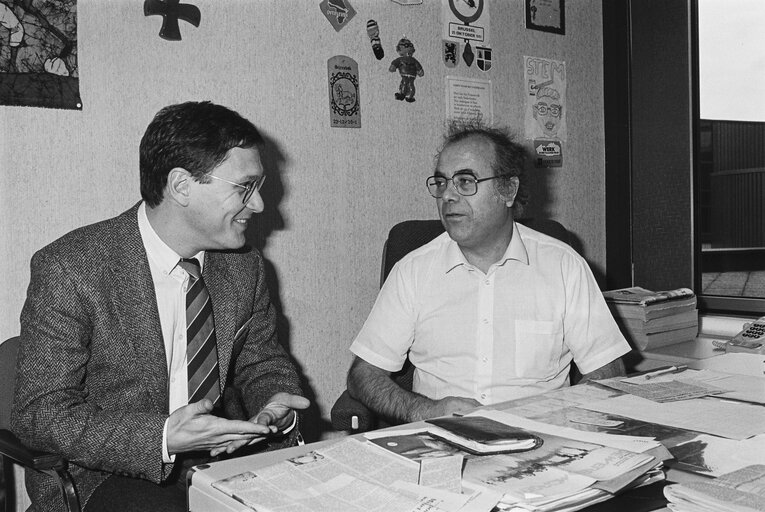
644,365,688,380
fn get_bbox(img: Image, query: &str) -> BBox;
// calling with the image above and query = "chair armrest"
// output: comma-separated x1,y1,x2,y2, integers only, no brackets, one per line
330,390,378,432
0,429,67,471
0,429,82,512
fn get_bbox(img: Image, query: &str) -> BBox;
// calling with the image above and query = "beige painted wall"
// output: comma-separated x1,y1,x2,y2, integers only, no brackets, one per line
0,0,605,440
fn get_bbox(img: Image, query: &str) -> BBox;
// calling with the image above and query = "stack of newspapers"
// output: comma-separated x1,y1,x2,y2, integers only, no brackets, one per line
368,410,669,512
602,286,698,350
663,464,765,512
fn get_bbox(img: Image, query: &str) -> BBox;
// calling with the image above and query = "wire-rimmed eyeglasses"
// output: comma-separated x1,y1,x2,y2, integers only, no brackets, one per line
426,173,503,198
206,174,266,204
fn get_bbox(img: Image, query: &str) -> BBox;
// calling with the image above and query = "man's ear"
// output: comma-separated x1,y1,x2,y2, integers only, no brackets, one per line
503,176,520,207
167,167,191,207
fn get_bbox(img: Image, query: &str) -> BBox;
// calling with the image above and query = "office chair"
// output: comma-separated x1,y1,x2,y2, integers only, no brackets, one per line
330,218,575,432
0,336,81,512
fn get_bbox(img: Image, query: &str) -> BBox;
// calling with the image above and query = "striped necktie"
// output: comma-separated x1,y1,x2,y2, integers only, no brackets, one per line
178,258,221,407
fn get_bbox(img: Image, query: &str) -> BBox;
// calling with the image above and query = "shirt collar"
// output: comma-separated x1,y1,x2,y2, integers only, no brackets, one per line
442,221,529,274
137,202,205,274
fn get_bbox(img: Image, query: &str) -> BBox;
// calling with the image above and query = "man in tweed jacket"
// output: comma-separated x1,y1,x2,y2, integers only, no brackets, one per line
12,102,308,511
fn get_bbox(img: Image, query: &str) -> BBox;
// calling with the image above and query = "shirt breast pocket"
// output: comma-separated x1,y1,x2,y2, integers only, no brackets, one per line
514,319,563,378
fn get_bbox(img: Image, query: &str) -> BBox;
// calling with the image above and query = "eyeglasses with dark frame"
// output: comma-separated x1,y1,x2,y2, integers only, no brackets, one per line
206,174,266,204
426,173,505,198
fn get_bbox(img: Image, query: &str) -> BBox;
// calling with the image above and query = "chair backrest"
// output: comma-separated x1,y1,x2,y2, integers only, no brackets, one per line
380,218,572,286
0,337,20,431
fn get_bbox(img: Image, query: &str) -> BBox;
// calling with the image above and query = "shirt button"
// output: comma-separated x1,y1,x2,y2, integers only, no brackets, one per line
485,280,490,285
482,357,488,363
483,318,489,324
480,393,486,399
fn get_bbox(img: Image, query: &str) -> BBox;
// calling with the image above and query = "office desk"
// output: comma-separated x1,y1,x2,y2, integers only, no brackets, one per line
189,365,765,512
189,346,765,512
631,313,765,373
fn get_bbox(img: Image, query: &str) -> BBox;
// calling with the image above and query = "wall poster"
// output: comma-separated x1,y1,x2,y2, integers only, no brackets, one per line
524,55,566,142
446,75,492,125
0,0,81,109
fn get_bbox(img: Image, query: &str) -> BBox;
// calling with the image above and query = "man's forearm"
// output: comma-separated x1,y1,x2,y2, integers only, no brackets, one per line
578,357,626,383
347,360,437,424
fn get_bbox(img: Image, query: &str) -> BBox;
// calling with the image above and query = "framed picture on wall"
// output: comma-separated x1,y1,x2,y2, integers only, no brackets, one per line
525,0,565,35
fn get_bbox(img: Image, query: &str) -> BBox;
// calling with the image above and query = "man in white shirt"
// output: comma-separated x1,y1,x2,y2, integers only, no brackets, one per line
13,102,308,511
348,123,630,424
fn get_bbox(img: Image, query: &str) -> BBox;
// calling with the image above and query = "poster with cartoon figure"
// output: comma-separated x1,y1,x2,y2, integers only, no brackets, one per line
524,55,566,141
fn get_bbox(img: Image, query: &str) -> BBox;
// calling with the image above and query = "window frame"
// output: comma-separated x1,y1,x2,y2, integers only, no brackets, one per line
604,0,765,317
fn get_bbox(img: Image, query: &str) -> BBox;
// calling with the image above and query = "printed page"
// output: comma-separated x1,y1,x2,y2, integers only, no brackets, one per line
581,394,765,440
211,438,422,512
596,373,728,402
670,435,765,477
475,410,660,453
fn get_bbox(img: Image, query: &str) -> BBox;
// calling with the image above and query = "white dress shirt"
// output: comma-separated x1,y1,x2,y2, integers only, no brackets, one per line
137,203,295,461
138,203,204,461
350,222,631,404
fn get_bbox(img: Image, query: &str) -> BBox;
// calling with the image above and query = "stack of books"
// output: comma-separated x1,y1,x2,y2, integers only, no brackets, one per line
602,287,698,350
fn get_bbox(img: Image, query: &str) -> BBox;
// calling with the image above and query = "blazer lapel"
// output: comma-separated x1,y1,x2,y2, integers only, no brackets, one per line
109,205,169,412
203,254,236,390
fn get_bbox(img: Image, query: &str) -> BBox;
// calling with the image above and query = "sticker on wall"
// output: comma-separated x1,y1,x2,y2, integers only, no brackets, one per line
0,1,81,109
476,46,492,72
442,0,490,68
327,55,360,128
533,139,563,168
389,38,424,103
366,20,384,60
144,0,201,41
524,55,567,141
320,0,356,32
442,40,458,68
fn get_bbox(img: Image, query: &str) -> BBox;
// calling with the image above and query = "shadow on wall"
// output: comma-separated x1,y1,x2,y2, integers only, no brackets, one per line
244,135,330,442
522,159,598,283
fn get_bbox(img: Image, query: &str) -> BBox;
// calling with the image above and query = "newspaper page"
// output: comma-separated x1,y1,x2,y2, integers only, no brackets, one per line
581,394,765,440
212,438,421,512
670,435,765,477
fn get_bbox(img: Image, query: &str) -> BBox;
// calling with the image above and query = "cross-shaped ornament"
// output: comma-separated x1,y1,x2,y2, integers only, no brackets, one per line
144,0,201,41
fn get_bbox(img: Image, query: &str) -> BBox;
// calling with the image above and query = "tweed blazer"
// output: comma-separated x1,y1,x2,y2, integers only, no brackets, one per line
11,203,303,511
